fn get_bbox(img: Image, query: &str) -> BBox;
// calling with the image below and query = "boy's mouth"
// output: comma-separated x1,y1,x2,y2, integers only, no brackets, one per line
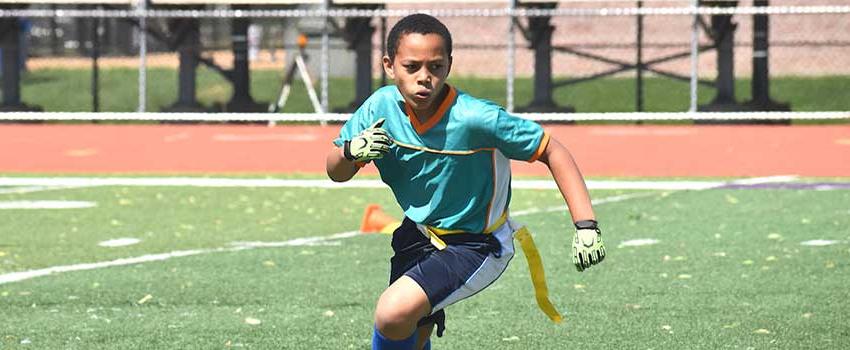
413,90,431,100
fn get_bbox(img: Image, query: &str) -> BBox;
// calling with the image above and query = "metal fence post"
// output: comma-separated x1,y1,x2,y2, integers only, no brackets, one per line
136,0,147,113
689,0,699,112
507,0,516,113
320,0,330,114
636,0,644,112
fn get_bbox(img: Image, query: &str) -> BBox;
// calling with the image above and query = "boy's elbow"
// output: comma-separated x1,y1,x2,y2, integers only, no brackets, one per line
327,171,352,183
325,148,348,182
326,151,357,182
325,162,353,183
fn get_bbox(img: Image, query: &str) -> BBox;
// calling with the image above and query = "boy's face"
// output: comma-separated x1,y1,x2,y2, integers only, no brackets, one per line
383,33,452,117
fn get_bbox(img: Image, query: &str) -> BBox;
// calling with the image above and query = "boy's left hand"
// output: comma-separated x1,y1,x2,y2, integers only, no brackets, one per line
343,118,392,163
572,220,605,272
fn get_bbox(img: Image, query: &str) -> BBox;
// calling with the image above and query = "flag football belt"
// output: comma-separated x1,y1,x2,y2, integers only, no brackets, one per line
422,213,563,323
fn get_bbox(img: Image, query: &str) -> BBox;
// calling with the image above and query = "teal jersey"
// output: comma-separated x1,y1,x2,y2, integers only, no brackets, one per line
334,85,549,233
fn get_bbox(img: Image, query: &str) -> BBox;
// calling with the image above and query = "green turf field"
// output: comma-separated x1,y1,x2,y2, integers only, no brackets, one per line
1,177,848,349
19,68,850,114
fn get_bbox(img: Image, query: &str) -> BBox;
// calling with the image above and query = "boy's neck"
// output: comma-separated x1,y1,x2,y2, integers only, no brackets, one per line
413,85,450,123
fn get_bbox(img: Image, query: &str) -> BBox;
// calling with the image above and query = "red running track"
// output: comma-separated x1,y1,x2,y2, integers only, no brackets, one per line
0,124,848,177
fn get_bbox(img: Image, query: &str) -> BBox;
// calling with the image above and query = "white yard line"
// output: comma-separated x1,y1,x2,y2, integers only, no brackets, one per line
0,177,773,191
800,240,845,246
0,231,360,285
618,239,661,248
723,175,798,185
520,180,725,191
508,176,797,217
0,185,96,195
0,175,800,285
0,186,51,195
0,249,209,285
0,191,649,286
0,188,656,285
0,201,96,209
98,238,142,247
510,191,661,217
229,231,360,249
0,177,391,189
509,175,800,222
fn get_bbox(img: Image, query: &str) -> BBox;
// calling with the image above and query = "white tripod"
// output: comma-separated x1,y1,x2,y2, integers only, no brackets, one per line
269,34,323,117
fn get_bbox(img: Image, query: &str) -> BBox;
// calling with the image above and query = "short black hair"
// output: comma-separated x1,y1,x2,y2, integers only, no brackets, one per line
386,13,452,62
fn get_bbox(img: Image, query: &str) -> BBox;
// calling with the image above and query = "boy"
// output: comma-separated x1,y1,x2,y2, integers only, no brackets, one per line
326,14,605,350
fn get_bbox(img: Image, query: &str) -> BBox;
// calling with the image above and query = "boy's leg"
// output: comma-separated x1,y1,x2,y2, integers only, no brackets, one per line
374,275,431,340
378,217,514,348
415,323,434,350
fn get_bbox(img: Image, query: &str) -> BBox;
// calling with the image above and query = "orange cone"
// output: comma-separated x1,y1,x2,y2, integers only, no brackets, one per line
359,204,401,234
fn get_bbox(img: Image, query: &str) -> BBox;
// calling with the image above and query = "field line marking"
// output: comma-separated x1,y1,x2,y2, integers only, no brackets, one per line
0,175,795,285
510,191,660,217
0,201,97,209
0,231,360,285
509,175,799,217
0,185,96,195
0,187,653,286
723,175,798,185
0,177,762,191
0,190,651,286
229,231,360,248
0,186,51,195
0,249,209,285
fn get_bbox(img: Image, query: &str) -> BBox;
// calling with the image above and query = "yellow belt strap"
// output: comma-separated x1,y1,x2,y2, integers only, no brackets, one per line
514,226,564,324
423,227,448,250
424,212,508,250
424,215,562,323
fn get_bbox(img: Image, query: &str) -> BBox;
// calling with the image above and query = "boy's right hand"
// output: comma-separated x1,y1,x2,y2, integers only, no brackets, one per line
572,220,606,272
343,118,393,163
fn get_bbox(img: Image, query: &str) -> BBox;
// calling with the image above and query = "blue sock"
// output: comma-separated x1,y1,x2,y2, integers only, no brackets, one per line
423,339,431,350
372,325,417,350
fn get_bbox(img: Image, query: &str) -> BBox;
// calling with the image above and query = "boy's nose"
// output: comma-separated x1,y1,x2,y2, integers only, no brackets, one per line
417,72,432,85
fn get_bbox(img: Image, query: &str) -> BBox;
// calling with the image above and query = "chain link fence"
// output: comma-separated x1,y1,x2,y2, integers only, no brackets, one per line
1,0,849,117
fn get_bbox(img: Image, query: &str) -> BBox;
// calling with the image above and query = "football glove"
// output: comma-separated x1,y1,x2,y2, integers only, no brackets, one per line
343,118,393,163
572,220,606,272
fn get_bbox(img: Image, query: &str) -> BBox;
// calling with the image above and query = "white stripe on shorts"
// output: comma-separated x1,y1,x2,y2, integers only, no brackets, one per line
431,219,518,313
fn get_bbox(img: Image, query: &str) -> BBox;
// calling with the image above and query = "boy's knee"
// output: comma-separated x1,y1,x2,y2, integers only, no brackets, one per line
374,299,418,335
374,290,429,338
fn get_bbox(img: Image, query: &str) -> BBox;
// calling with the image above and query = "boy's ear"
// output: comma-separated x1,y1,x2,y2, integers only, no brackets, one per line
447,56,453,77
382,56,395,80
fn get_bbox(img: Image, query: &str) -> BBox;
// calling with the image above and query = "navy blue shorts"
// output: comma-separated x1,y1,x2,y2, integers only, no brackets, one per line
388,217,516,337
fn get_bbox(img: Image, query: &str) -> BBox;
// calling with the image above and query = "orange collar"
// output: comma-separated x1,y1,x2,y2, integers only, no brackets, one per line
404,85,457,135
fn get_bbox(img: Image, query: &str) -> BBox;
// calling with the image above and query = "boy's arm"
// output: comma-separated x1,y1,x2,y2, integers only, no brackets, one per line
326,147,361,182
537,137,594,222
537,137,606,272
326,118,392,182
